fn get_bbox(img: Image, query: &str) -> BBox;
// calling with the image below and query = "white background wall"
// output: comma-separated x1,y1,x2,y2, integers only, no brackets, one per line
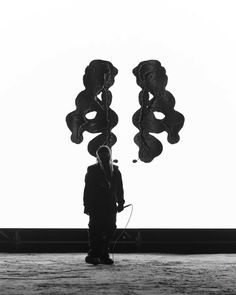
0,0,236,228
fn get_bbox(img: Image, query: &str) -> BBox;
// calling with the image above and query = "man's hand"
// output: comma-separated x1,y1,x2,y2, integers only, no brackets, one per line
117,204,124,213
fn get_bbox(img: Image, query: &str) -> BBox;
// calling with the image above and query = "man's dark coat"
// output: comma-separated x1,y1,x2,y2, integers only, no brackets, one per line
83,163,125,214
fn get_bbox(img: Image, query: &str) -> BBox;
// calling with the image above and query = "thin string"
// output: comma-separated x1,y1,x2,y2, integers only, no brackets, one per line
111,204,134,263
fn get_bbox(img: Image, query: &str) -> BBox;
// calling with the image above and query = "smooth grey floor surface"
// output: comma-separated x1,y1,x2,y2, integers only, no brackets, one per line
0,253,236,294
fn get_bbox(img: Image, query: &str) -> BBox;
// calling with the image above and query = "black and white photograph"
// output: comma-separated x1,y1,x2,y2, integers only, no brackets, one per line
0,0,236,294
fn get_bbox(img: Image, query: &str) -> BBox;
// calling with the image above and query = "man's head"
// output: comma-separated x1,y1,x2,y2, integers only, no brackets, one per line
96,145,112,165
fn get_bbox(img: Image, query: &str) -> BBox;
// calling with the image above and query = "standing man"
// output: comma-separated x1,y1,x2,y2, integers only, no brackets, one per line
83,145,125,265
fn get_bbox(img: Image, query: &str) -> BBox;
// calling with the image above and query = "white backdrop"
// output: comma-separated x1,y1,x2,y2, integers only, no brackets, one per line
1,0,236,228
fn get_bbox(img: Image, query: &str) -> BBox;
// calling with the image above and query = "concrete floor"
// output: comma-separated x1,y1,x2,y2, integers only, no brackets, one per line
0,253,236,294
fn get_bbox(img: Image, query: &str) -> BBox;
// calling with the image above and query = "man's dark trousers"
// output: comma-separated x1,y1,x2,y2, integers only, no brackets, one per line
88,209,116,258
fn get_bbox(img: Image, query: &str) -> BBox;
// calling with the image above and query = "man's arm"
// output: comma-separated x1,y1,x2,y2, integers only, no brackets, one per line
116,168,125,212
83,167,93,214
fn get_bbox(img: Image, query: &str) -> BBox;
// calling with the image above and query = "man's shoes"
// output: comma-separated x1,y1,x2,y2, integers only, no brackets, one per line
85,255,101,265
85,255,114,265
100,256,114,265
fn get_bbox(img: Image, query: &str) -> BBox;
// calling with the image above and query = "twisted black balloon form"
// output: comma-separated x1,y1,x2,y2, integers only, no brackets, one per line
132,60,185,162
66,60,118,157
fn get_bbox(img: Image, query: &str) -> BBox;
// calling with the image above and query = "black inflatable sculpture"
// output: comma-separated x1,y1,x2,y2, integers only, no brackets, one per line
66,60,118,157
132,60,185,163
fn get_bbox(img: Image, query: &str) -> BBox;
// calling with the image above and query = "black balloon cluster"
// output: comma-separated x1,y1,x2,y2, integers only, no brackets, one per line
66,60,118,157
132,60,185,162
